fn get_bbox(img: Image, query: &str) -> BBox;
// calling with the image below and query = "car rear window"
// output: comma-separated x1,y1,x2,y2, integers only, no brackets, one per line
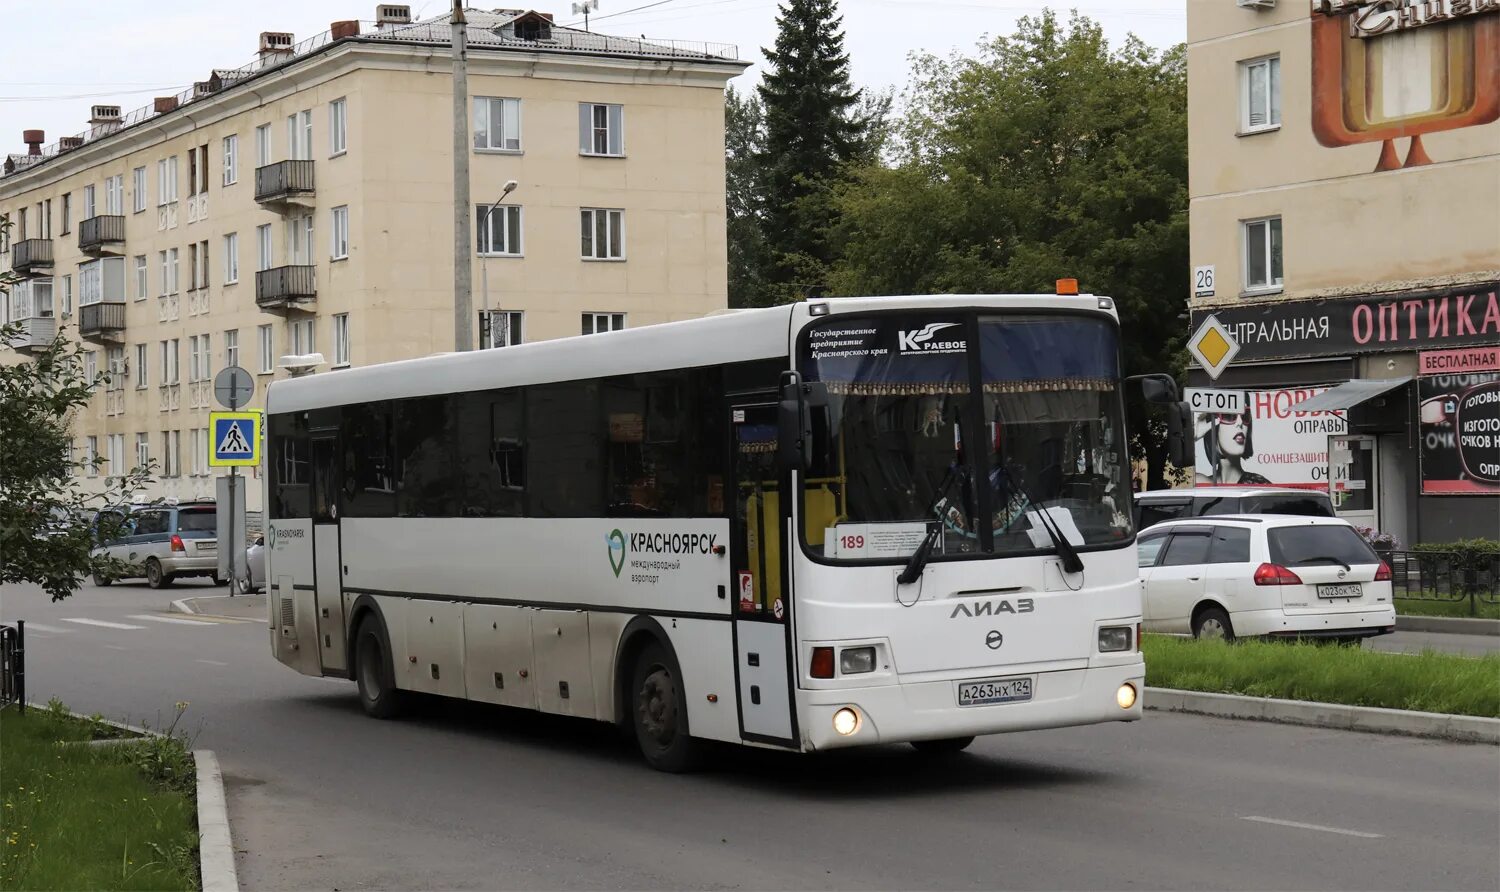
1268,525,1378,567
176,509,217,533
1241,494,1334,517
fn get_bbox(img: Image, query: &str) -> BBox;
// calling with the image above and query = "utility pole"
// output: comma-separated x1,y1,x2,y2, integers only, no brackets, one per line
451,1,474,351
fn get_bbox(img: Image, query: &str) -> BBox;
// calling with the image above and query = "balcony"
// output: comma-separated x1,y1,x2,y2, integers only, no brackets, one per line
79,301,127,342
254,160,315,208
6,316,56,353
256,265,316,312
11,238,53,276
78,215,126,255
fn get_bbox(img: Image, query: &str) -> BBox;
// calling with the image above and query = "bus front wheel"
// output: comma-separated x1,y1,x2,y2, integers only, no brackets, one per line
355,615,405,719
630,642,701,773
911,736,975,756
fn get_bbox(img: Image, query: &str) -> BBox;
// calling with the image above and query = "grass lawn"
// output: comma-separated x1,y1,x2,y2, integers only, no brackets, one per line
1142,635,1500,718
0,704,198,891
1395,598,1500,621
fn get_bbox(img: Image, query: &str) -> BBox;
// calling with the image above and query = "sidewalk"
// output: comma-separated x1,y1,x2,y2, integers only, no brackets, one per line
173,593,266,622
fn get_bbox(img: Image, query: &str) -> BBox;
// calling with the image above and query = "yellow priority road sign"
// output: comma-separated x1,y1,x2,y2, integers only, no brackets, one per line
1187,314,1241,381
209,411,261,467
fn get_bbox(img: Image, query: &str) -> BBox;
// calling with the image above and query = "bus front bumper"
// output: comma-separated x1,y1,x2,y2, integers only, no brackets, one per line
800,661,1144,751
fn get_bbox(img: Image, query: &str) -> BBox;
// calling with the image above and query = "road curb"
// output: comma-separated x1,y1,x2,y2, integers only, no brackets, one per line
1144,687,1500,744
170,596,200,615
195,749,240,892
1395,615,1500,637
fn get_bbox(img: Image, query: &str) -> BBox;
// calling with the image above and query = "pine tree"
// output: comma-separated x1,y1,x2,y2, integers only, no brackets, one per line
756,0,870,301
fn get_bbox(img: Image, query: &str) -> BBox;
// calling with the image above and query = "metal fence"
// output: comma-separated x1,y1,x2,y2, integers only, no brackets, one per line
1,621,24,714
1386,550,1500,615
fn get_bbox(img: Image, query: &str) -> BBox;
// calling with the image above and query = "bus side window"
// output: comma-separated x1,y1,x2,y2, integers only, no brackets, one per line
394,395,460,518
269,412,311,520
341,402,396,518
528,381,604,518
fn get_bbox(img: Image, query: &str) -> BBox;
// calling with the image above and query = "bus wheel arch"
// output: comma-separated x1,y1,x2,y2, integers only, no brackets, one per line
349,597,405,718
613,618,679,727
615,618,702,772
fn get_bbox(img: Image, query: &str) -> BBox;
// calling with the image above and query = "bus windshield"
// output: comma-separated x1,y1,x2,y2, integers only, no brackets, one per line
800,312,1133,563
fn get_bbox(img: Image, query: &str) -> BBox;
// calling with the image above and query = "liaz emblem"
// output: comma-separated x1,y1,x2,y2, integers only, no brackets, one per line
607,529,626,578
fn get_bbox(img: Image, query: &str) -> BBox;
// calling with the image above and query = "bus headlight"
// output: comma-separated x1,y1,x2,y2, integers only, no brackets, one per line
1117,683,1137,710
1098,626,1132,653
832,707,860,736
839,646,876,675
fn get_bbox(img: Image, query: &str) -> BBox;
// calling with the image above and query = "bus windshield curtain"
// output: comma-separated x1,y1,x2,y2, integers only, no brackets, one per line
979,318,1117,394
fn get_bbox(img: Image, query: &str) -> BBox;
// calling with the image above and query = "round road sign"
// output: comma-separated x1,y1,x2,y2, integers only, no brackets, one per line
214,366,256,410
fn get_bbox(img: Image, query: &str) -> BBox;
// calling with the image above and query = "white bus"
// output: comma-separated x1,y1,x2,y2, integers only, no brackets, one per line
266,294,1151,770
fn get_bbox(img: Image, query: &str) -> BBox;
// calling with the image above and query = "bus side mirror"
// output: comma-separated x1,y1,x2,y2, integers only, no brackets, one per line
1166,402,1192,468
778,397,808,471
1135,373,1180,404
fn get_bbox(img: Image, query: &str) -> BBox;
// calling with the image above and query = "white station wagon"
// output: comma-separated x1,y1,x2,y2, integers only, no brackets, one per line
1136,516,1396,643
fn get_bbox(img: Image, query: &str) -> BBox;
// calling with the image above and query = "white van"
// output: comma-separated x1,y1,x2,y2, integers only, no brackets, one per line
1136,516,1396,643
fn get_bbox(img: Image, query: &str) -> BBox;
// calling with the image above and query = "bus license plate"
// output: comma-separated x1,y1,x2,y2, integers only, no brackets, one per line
958,675,1034,707
1317,583,1361,599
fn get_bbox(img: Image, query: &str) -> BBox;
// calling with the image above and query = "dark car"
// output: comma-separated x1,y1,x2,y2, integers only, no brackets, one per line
1133,486,1335,530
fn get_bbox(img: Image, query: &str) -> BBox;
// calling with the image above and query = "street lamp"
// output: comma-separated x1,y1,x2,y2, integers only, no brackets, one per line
480,179,519,348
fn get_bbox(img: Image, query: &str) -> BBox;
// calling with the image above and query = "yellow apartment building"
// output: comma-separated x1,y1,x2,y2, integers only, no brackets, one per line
0,5,746,513
1185,0,1499,544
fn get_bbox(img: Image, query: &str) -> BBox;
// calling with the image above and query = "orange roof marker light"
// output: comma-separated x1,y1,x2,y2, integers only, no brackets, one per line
1056,278,1080,296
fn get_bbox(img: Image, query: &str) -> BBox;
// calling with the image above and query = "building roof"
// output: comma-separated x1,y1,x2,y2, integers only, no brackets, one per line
2,7,744,183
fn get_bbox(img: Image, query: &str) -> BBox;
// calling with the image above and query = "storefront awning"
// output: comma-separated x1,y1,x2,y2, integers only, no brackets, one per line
1286,376,1411,412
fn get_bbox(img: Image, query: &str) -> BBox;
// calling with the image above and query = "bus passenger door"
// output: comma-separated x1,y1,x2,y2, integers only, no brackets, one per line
310,432,348,674
729,402,797,746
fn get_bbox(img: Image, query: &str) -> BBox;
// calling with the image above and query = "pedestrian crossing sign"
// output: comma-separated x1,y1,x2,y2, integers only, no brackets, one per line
209,411,261,467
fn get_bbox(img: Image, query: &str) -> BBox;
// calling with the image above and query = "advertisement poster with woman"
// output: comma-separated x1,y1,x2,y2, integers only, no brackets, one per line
1194,387,1347,489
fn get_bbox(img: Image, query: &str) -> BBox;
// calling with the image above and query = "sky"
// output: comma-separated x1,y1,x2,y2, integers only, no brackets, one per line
0,0,1186,154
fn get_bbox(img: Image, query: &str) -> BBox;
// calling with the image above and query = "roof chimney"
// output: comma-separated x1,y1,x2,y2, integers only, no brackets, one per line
89,105,122,126
258,31,295,68
58,136,84,151
22,129,43,156
154,96,180,114
376,4,412,29
331,20,361,40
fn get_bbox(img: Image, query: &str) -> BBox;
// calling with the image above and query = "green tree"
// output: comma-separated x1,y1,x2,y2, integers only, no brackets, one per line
828,11,1189,486
755,0,877,302
725,86,774,308
0,217,152,601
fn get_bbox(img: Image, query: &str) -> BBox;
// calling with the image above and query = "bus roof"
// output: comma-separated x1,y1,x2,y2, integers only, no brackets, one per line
265,293,1111,414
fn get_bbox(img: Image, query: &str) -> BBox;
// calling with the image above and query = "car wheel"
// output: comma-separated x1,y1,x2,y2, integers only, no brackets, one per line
145,559,173,589
355,616,405,719
1192,606,1234,642
911,736,976,756
212,575,228,587
91,571,112,587
631,642,702,773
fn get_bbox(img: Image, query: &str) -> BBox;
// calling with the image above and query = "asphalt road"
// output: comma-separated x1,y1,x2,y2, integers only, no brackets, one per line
4,580,1498,891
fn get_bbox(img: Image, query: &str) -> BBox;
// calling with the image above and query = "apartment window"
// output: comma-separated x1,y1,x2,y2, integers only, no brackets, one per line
105,346,125,391
188,150,199,196
329,98,347,156
107,434,125,480
288,110,313,161
161,430,181,478
256,224,273,271
60,275,72,317
1243,216,1284,293
158,251,169,296
476,204,522,255
192,428,209,476
83,184,97,219
189,244,199,291
195,240,209,290
580,208,624,260
157,157,179,205
160,338,180,384
474,97,521,151
331,206,349,260
134,255,148,300
169,247,180,294
132,166,146,213
136,433,150,471
190,145,208,195
86,436,99,477
286,215,314,265
41,200,51,238
480,310,523,348
255,124,272,166
223,233,239,283
84,349,97,384
1240,56,1281,133
579,103,624,156
333,313,350,366
16,207,25,241
135,343,148,388
290,318,315,355
224,329,239,369
582,312,625,335
223,135,238,185
105,175,123,215
188,334,208,382
61,193,71,232
258,324,274,373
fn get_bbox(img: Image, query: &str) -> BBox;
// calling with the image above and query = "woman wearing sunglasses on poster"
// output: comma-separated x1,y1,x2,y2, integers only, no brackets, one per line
1195,410,1271,485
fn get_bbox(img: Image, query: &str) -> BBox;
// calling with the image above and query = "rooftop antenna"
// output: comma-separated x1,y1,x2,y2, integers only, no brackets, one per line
571,0,598,31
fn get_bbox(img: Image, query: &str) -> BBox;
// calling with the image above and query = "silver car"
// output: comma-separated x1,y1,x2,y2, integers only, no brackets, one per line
238,535,267,594
92,501,224,589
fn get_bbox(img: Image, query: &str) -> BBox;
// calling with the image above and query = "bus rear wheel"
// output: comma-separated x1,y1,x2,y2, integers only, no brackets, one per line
355,616,405,719
631,642,701,773
911,736,975,756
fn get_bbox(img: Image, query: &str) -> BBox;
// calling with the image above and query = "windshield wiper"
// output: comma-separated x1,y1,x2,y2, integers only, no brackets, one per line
1299,555,1352,572
996,466,1084,574
898,465,962,585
